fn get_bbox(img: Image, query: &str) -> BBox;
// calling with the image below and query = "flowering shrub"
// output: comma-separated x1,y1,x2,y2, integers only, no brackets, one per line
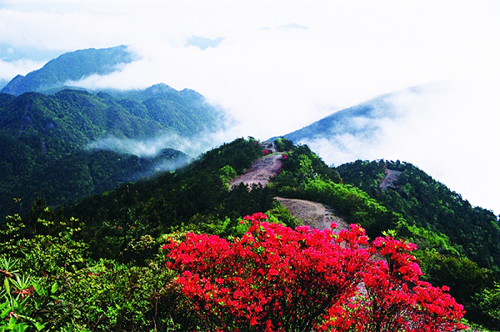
165,213,466,331
320,234,467,331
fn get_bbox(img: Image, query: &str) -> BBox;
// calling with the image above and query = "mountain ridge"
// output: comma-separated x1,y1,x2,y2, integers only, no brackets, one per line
1,45,135,95
0,86,224,217
57,137,499,328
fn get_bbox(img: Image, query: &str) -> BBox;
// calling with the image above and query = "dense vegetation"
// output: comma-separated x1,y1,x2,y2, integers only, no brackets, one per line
336,160,500,268
336,159,500,328
0,86,223,217
0,137,498,330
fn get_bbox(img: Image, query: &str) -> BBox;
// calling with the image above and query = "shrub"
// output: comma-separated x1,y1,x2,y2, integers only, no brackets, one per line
165,213,466,331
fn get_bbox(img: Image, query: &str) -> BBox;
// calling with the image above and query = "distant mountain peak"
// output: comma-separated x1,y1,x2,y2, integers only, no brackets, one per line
144,83,176,95
1,45,135,96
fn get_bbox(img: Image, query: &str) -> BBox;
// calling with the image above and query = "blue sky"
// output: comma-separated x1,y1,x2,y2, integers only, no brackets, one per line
1,1,499,214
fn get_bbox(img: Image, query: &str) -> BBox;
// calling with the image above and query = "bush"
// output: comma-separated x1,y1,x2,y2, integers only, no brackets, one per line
165,213,467,331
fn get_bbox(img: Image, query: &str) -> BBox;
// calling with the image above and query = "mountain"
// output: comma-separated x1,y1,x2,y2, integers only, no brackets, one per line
0,45,227,218
0,137,498,328
280,90,401,144
0,86,224,217
334,159,500,326
103,83,224,137
1,46,498,328
273,86,438,152
186,35,225,50
33,137,497,328
1,45,134,95
0,78,8,90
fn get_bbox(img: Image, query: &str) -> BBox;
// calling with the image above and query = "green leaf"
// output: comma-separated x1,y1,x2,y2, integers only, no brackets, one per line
0,302,11,319
50,282,58,294
34,321,46,331
14,323,29,332
32,282,41,295
7,316,17,328
4,278,10,295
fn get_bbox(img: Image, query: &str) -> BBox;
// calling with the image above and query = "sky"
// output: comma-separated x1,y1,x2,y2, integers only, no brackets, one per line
0,1,499,215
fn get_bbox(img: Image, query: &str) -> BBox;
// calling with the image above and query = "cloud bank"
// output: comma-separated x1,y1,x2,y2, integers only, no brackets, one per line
0,1,499,214
85,130,231,160
301,81,500,214
0,58,45,82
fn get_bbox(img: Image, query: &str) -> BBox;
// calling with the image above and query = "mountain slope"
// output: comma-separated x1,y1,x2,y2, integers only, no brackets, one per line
0,86,224,217
1,45,134,95
3,137,496,328
335,159,500,269
281,88,403,144
0,44,227,218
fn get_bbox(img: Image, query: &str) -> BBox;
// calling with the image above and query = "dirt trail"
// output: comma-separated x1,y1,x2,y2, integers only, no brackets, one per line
230,153,283,189
275,197,349,232
228,145,348,233
380,169,402,191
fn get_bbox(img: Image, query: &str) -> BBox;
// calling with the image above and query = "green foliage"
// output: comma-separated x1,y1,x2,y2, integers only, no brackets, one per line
270,151,400,237
396,220,462,257
265,200,303,229
219,165,237,189
58,259,181,331
62,138,271,261
1,135,497,330
275,145,342,184
0,206,199,331
476,282,500,328
0,207,88,277
0,257,60,331
336,159,500,269
336,159,500,329
273,137,294,152
0,85,221,218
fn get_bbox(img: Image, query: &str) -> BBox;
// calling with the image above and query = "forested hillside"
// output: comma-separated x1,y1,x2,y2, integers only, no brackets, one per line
336,160,500,268
335,159,500,327
1,138,498,330
0,87,223,217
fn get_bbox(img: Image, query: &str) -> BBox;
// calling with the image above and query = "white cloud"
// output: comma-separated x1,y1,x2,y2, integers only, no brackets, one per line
0,58,44,81
1,0,499,213
85,130,232,160
301,81,500,214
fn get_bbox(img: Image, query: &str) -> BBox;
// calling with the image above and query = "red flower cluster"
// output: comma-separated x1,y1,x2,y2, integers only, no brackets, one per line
13,286,34,299
165,213,466,331
263,149,270,155
320,235,467,331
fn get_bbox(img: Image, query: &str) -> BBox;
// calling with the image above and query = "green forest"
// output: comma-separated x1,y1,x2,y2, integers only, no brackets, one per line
1,137,499,330
0,87,223,217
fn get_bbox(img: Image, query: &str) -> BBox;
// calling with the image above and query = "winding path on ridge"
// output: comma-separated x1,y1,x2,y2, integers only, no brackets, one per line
275,197,349,232
229,147,348,232
229,153,284,189
380,169,402,191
